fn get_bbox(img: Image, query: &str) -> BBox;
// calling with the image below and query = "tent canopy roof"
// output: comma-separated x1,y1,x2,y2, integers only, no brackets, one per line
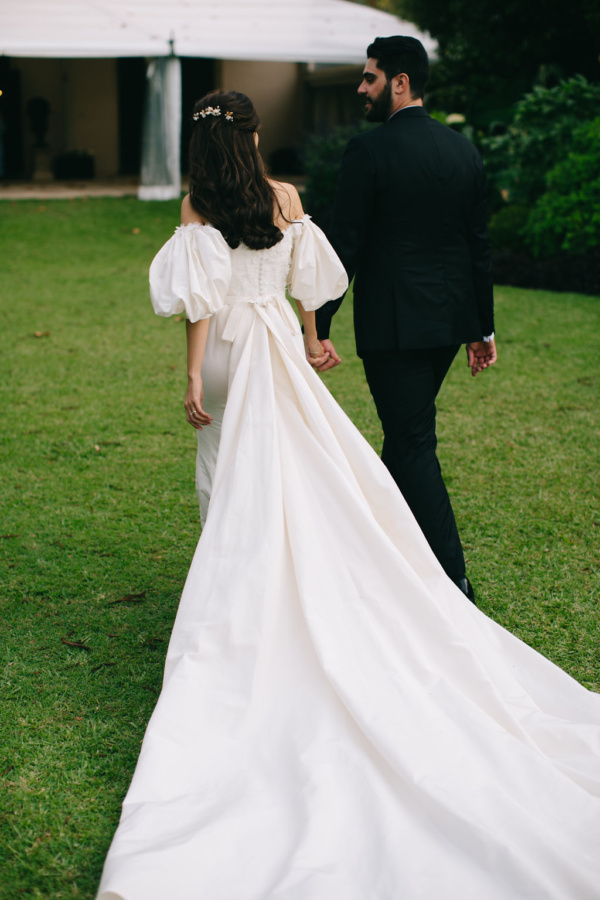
0,0,436,64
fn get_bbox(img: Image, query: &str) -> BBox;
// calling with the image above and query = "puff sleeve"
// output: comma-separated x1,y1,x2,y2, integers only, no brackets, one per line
149,224,232,322
286,216,348,311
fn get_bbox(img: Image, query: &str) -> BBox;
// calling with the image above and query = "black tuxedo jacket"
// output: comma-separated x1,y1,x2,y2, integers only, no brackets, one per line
316,107,494,356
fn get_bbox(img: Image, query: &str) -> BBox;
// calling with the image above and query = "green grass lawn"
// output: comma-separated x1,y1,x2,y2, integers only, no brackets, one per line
1,198,599,899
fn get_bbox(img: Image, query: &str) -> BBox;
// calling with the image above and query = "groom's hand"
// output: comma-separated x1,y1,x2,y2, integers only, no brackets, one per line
466,340,497,377
311,339,342,372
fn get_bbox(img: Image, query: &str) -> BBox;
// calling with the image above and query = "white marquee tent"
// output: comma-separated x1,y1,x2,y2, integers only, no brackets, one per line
0,0,436,197
0,0,435,63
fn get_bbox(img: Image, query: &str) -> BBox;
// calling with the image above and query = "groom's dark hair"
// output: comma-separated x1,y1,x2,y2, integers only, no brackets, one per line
367,36,430,100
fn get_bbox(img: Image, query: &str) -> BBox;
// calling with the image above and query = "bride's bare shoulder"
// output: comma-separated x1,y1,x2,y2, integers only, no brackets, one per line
269,179,304,223
181,193,208,225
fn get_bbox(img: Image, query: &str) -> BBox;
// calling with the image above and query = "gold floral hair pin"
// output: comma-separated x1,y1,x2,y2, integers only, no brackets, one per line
192,106,234,122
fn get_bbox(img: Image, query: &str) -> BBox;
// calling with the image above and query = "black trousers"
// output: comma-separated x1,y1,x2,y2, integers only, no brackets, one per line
362,345,465,582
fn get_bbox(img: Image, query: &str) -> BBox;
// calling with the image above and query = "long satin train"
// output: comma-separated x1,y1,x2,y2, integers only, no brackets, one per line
98,298,600,900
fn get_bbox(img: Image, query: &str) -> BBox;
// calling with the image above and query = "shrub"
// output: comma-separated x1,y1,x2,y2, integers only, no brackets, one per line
524,118,600,257
481,76,600,206
492,247,600,296
303,122,374,228
488,204,530,252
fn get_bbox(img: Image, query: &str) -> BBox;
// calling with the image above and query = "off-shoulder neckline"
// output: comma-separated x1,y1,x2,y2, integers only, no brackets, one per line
175,214,311,237
175,222,222,234
282,214,312,233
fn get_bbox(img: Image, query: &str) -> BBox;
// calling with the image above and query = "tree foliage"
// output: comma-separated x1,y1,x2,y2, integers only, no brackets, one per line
524,118,600,257
380,0,600,117
480,77,600,206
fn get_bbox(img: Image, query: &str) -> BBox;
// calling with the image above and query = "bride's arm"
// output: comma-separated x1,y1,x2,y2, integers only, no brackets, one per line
272,182,332,366
295,302,328,363
185,320,212,430
274,181,342,371
181,194,213,429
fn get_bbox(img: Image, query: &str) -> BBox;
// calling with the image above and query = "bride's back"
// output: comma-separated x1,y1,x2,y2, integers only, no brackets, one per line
184,90,303,250
225,221,301,305
181,178,303,239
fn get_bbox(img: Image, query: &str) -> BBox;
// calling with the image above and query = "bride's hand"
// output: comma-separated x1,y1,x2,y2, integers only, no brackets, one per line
304,335,330,367
185,378,213,429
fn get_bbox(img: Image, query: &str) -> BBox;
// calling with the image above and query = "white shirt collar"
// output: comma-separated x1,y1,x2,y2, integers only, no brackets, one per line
388,105,422,121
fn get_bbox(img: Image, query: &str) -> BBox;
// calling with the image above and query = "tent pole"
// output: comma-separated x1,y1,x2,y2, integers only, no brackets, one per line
61,60,70,151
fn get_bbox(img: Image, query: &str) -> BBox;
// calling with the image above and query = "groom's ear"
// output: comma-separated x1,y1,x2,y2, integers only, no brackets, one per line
392,72,410,96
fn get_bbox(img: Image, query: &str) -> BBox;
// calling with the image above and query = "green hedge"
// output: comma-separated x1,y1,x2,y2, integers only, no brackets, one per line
524,118,600,257
481,76,600,207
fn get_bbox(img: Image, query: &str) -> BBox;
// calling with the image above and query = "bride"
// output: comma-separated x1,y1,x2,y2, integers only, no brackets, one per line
97,91,600,900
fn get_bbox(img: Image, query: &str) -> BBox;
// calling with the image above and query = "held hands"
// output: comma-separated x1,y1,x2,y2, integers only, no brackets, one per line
185,377,212,429
466,339,497,377
305,336,342,373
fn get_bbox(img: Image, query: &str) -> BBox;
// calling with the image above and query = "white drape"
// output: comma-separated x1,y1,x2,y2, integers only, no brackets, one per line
138,57,181,202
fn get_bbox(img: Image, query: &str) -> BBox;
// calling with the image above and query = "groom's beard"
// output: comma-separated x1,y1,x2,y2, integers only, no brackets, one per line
364,81,392,123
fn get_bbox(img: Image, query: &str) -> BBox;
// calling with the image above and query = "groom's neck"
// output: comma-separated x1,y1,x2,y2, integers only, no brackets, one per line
389,96,423,117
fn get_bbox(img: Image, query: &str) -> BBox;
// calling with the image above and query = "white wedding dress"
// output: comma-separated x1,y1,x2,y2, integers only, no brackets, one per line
97,217,600,900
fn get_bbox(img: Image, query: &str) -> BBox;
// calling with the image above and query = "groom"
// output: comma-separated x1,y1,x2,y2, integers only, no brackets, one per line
313,35,497,601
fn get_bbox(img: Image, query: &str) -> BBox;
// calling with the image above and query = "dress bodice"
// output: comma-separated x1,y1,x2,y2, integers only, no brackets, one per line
225,225,296,306
149,214,348,323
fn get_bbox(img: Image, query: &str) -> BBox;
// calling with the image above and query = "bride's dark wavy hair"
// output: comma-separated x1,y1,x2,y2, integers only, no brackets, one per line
188,91,284,250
